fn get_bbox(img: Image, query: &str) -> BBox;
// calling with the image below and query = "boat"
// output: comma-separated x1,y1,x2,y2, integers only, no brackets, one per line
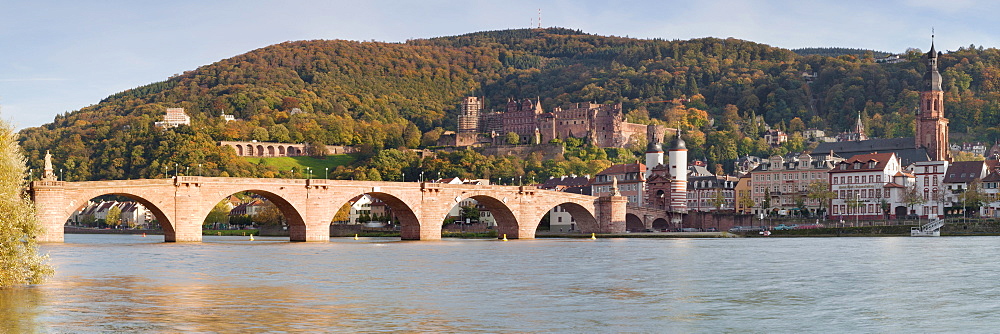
911,217,944,237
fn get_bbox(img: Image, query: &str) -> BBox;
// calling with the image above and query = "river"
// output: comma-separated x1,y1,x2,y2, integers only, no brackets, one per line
3,234,999,333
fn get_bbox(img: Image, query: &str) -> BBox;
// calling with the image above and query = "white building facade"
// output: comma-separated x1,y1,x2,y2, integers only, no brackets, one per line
829,152,912,221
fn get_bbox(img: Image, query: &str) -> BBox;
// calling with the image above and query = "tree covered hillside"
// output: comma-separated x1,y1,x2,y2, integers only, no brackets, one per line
17,28,1000,181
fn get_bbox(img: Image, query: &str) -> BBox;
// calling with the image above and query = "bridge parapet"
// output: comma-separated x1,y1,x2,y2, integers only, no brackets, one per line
306,179,329,189
31,180,65,188
175,176,202,187
421,182,441,193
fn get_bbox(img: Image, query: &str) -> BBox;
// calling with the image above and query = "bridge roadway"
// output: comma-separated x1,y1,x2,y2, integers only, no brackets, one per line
30,176,629,242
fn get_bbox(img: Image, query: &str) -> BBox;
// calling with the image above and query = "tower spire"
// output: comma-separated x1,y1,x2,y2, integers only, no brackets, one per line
916,33,950,162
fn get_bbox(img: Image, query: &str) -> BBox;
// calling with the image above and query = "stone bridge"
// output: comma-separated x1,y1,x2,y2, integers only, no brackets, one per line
625,205,683,231
30,177,627,242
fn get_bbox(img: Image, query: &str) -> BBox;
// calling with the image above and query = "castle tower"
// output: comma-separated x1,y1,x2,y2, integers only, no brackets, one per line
668,133,688,212
458,96,483,134
916,38,951,161
644,140,663,180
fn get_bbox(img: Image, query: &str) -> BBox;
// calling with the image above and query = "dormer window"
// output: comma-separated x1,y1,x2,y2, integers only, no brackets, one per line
840,164,847,170
869,161,876,169
854,162,861,169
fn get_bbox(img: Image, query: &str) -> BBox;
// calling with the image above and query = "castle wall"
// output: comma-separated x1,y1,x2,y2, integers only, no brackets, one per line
459,98,671,149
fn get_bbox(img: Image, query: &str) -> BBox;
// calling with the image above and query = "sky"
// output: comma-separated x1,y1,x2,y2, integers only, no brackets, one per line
3,0,1000,130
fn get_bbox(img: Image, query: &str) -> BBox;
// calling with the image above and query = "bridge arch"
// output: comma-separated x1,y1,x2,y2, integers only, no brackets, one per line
447,195,518,239
198,189,307,239
550,201,599,233
652,218,669,231
63,190,174,241
625,213,644,232
329,191,421,240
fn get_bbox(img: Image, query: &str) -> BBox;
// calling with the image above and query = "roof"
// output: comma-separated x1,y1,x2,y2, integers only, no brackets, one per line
829,152,897,173
943,161,987,183
688,165,713,177
883,183,905,188
812,138,929,166
562,185,592,195
539,176,591,190
986,159,1000,172
595,163,645,177
983,171,1000,182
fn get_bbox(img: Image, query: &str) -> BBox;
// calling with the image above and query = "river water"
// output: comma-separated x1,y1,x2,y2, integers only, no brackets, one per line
3,234,999,333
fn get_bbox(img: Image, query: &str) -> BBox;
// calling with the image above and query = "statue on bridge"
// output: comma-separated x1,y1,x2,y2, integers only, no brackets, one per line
43,150,57,181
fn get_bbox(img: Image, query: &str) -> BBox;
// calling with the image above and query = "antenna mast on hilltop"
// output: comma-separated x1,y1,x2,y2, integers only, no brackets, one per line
538,8,542,28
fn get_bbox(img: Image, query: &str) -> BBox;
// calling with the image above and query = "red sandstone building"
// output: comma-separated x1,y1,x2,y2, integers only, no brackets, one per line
454,96,667,149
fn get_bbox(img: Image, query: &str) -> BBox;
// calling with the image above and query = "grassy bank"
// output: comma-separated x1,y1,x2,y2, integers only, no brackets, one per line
442,231,498,239
203,229,260,236
356,231,401,237
244,155,357,174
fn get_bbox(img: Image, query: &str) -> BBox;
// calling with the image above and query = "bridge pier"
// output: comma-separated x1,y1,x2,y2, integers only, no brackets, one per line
595,195,628,233
290,223,331,242
30,181,67,243
165,223,203,242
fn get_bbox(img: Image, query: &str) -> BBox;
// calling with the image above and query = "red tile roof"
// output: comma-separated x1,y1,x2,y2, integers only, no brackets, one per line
829,152,896,173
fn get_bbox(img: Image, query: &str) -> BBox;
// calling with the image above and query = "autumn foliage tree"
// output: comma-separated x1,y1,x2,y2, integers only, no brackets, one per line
0,116,52,287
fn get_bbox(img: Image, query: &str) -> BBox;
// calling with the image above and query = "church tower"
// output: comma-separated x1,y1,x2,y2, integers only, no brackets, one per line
916,38,951,161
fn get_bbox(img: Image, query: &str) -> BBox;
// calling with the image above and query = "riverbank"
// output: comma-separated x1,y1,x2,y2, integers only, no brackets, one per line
536,231,736,238
64,226,163,235
62,221,1000,239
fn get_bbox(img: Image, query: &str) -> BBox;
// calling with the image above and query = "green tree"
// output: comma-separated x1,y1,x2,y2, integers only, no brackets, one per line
106,205,122,228
958,179,988,218
204,201,231,228
460,204,479,223
0,117,52,286
505,132,520,145
761,188,772,215
306,140,328,157
250,127,270,142
254,201,284,226
805,180,835,217
268,124,291,143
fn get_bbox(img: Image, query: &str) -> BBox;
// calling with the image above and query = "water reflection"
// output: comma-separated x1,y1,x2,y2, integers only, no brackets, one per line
17,235,1000,332
0,286,45,333
36,275,479,332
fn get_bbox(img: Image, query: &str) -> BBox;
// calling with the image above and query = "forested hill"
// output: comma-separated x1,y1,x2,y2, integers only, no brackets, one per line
17,28,1000,181
792,47,891,58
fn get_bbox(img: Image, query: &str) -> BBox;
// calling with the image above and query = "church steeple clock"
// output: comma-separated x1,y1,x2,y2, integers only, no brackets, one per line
916,36,951,161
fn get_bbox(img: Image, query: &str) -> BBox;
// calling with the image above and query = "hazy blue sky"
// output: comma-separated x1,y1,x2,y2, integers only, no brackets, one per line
2,0,998,129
